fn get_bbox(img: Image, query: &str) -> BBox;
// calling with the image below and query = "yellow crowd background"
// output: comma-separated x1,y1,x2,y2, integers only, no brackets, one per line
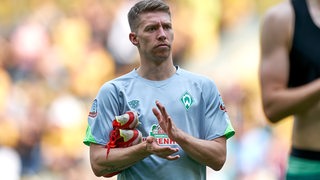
0,0,292,179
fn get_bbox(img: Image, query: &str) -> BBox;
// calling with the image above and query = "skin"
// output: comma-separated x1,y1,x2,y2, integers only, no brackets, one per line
90,11,227,177
259,0,320,151
130,11,176,80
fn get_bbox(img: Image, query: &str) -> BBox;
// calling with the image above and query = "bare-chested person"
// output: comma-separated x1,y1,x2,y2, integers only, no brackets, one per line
259,0,320,179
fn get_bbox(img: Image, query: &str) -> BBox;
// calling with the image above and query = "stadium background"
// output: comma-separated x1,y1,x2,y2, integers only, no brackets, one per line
0,0,292,179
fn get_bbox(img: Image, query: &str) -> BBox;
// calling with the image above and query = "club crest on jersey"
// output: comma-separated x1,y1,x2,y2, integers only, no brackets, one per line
89,99,98,118
180,91,193,110
128,100,139,109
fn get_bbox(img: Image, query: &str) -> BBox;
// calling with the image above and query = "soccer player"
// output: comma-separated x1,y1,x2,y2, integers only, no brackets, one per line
83,0,235,179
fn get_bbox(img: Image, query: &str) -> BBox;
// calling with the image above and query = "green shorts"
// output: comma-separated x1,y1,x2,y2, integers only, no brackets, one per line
286,153,320,179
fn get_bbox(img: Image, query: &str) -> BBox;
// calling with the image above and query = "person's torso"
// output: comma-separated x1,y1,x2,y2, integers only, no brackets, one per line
289,0,320,150
84,67,232,179
111,68,221,180
289,0,320,87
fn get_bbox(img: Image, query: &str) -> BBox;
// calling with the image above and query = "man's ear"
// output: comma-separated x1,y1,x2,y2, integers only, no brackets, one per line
129,32,138,46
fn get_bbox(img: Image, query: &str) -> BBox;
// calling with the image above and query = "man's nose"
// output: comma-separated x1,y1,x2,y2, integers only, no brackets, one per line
157,27,167,41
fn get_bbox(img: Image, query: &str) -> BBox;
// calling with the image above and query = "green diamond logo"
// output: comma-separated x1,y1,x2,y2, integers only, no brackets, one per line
180,92,193,110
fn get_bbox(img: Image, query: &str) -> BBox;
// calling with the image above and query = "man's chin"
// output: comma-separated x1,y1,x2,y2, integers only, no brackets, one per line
154,54,170,61
154,50,171,57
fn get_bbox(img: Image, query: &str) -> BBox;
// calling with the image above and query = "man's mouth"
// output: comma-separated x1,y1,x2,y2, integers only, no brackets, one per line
156,44,169,48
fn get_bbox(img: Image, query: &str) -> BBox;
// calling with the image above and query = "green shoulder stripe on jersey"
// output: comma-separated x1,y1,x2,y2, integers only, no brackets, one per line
83,126,96,146
224,124,235,139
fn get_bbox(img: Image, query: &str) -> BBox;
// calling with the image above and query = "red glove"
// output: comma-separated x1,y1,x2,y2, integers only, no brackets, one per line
104,111,142,178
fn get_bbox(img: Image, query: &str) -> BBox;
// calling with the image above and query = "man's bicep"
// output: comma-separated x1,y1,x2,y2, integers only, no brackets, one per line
260,47,289,90
260,29,290,97
260,2,292,92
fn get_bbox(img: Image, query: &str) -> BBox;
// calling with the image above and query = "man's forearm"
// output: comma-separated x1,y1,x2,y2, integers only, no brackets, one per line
263,78,320,122
90,142,150,176
174,129,227,171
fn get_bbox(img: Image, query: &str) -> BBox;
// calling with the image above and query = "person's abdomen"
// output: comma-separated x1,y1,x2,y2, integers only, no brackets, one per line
292,101,320,150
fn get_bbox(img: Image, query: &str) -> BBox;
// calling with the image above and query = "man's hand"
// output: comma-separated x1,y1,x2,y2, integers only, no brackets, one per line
145,136,180,160
150,100,181,160
152,100,180,141
151,100,227,171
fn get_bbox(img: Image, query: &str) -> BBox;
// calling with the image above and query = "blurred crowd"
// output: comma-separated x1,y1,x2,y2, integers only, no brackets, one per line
0,0,291,180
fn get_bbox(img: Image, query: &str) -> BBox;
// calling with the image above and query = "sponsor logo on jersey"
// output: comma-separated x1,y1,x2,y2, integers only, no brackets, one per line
145,124,176,145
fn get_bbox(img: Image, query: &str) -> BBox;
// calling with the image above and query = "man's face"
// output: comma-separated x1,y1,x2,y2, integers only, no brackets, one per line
132,11,174,62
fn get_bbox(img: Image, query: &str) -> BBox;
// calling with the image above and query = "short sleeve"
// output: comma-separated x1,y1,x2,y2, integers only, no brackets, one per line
203,80,235,140
83,83,121,146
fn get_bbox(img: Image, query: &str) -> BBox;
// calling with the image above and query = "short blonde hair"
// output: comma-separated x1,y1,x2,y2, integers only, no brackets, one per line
127,0,171,32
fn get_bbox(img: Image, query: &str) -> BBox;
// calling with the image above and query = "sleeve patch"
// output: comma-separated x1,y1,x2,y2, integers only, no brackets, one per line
88,99,98,118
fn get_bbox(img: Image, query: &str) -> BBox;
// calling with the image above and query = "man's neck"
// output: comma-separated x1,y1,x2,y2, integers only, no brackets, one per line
136,63,176,81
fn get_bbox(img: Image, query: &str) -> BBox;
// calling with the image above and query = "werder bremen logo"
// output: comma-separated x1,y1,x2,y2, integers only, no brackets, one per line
180,91,194,110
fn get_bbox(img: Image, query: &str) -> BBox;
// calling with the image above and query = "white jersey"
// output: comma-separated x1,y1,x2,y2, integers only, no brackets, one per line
84,66,234,180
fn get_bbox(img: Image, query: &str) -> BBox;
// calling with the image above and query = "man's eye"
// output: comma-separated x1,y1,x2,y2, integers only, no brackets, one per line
164,25,171,30
147,27,156,32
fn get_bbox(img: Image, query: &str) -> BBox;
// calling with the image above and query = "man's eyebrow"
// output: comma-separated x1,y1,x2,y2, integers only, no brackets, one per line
145,21,172,26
